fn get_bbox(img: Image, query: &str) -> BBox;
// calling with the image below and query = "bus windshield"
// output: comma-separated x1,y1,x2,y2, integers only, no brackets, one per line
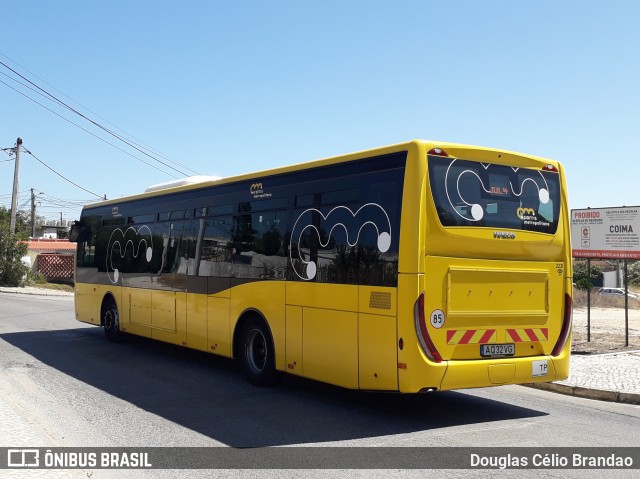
428,155,561,234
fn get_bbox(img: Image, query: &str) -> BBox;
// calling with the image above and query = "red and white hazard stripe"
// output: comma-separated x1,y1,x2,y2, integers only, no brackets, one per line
446,329,497,345
506,328,548,342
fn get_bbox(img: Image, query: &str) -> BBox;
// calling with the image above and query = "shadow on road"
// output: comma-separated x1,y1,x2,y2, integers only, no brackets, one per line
1,327,547,446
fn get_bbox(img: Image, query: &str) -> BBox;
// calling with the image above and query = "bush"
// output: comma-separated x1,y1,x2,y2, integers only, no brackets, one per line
0,212,29,287
26,271,48,285
628,261,640,288
0,243,29,286
573,260,603,290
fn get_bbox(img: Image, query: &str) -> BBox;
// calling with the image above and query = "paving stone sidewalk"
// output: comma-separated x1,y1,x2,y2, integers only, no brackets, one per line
528,350,640,404
0,286,73,297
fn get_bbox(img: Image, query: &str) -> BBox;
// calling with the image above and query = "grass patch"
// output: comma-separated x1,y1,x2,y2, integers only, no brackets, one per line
573,288,640,309
31,282,74,293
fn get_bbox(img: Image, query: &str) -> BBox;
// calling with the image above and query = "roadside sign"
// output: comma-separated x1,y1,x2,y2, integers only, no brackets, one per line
571,207,640,259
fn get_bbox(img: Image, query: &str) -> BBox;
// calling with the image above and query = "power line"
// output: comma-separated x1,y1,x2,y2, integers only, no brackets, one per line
0,190,30,199
0,78,181,178
1,146,16,165
21,147,104,199
0,50,188,172
37,192,89,207
0,59,192,175
1,189,88,222
0,56,199,177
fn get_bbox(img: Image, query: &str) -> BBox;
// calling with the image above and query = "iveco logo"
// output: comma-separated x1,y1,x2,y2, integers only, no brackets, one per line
494,231,516,239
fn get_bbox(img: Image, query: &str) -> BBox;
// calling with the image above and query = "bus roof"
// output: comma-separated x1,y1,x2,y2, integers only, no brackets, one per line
81,139,558,210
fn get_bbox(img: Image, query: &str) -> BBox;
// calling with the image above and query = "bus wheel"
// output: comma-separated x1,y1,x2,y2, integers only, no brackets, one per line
102,297,123,342
239,318,279,386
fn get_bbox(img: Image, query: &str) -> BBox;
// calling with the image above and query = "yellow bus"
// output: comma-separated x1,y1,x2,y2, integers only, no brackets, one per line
71,140,572,392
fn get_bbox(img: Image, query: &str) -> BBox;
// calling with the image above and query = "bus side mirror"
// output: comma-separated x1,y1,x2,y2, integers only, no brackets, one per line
69,221,90,243
69,222,81,242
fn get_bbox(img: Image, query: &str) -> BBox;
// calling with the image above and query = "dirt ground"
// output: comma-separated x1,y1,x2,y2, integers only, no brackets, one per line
572,306,640,354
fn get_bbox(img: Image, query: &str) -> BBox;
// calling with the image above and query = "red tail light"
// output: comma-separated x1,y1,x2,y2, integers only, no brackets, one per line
542,164,558,172
414,292,443,363
552,293,572,356
427,148,449,157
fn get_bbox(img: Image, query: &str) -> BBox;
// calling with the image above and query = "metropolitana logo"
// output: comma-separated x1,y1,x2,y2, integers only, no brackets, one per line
517,207,536,220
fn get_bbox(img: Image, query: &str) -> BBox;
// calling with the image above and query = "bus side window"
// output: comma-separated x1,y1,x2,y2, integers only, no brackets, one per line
181,217,200,276
76,215,99,268
154,219,183,275
195,214,234,277
232,211,287,279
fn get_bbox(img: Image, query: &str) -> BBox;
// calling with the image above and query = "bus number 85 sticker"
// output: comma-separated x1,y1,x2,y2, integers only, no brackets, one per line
430,309,445,328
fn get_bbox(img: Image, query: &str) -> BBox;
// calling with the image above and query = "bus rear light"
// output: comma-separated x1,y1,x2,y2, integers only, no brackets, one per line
551,293,572,356
414,292,443,363
428,148,449,157
542,164,558,172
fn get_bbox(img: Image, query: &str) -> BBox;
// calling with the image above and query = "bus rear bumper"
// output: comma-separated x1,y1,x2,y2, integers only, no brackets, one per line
437,355,568,392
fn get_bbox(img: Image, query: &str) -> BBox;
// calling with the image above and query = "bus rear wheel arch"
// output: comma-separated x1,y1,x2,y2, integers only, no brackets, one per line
101,294,123,342
235,314,279,387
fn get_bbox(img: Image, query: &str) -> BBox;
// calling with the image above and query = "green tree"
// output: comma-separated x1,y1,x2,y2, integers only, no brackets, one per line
0,207,29,286
0,207,30,237
627,261,640,288
572,259,603,290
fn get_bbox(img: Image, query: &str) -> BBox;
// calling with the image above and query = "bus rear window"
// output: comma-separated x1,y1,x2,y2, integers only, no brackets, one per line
428,155,560,234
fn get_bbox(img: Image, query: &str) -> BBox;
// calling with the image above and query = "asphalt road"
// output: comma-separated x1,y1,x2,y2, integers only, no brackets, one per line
1,292,640,479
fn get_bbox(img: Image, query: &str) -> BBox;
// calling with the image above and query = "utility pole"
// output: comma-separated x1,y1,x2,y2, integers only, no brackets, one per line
31,188,36,238
9,137,22,235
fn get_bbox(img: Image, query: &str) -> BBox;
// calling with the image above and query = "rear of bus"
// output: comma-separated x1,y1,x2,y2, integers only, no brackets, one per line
399,142,572,393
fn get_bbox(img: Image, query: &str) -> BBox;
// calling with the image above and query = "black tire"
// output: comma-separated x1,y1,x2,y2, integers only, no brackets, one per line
239,317,279,386
102,296,123,342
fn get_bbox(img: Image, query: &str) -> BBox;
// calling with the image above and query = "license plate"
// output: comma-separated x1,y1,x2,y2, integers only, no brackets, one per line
532,360,548,377
480,343,515,357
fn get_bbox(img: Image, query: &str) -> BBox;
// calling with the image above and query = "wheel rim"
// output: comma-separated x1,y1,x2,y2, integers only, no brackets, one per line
245,329,267,373
104,306,118,334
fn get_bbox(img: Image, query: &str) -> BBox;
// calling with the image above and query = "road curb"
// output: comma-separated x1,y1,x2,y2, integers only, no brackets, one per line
0,287,73,297
524,382,640,405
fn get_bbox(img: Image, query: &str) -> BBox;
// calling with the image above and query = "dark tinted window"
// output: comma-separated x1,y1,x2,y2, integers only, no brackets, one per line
428,155,560,234
80,151,406,289
128,214,156,224
240,197,288,212
108,224,155,280
232,210,288,279
208,204,234,216
102,217,125,226
194,215,234,277
169,210,187,220
75,215,100,268
289,168,403,286
295,189,359,208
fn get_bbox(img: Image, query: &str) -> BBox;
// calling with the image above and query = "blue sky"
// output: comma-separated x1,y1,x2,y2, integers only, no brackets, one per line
1,1,638,223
